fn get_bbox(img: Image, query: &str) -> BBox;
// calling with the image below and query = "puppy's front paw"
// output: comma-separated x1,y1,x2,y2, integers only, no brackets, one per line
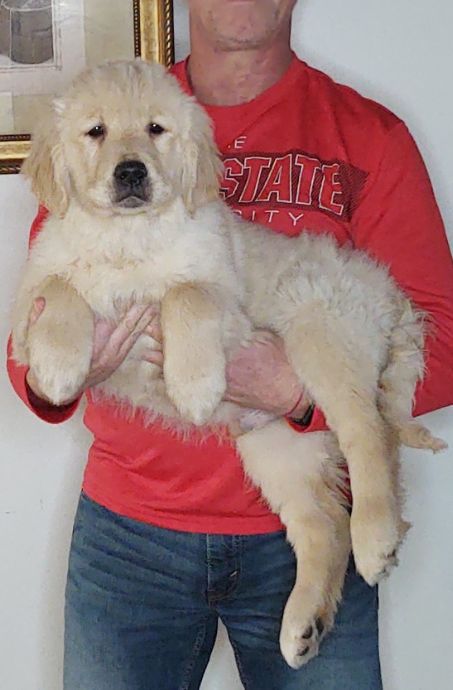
28,320,93,406
165,365,226,426
350,499,406,585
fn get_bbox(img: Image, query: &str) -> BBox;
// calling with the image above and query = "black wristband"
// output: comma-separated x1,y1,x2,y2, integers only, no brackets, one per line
290,402,315,428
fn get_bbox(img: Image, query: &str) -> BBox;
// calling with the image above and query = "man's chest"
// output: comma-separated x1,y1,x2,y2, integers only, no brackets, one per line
217,123,370,242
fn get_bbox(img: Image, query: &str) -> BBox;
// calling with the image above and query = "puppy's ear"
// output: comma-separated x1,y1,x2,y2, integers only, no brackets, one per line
22,100,69,217
181,104,223,214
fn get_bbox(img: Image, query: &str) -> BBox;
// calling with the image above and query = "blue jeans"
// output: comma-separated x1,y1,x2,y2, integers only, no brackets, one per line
64,493,382,690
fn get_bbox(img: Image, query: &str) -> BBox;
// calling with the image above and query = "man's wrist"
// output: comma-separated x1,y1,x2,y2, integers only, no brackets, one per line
285,390,307,417
285,391,315,427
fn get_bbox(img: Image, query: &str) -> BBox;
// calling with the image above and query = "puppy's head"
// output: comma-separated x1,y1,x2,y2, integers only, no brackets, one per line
22,60,222,217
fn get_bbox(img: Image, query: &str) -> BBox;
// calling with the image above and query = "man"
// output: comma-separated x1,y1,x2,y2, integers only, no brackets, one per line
7,1,453,688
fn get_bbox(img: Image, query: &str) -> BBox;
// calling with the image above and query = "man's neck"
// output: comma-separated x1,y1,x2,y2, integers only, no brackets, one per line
187,35,293,106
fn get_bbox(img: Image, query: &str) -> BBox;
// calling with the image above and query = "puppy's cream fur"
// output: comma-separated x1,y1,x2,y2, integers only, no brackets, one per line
12,60,445,668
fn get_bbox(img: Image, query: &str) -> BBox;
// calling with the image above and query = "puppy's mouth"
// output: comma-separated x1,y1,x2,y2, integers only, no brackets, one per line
115,190,150,208
113,159,151,209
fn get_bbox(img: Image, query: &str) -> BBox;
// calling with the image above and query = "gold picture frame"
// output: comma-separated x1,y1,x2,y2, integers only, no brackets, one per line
0,0,174,173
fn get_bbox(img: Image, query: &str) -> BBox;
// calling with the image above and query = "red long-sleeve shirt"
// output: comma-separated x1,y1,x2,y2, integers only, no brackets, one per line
7,55,453,533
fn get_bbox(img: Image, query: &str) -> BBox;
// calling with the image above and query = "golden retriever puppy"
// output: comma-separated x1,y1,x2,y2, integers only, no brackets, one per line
11,60,445,668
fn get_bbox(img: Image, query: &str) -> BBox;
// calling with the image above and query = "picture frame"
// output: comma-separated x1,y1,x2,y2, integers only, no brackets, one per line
0,0,174,173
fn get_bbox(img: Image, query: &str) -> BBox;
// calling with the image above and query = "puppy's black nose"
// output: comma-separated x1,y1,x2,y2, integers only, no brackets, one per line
114,160,148,188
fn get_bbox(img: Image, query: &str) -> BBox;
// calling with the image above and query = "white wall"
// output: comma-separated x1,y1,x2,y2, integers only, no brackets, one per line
1,1,452,688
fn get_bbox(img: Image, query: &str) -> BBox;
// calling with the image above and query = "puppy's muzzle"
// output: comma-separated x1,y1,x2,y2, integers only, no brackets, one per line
113,160,150,207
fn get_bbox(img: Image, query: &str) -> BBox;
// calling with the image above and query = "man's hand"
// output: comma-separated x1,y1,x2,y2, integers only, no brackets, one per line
224,330,309,417
130,320,309,418
26,298,162,406
38,299,309,418
134,316,310,419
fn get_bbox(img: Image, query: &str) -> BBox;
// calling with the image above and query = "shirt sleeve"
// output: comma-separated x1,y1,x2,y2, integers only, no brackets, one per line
288,121,453,434
351,122,453,416
6,205,81,424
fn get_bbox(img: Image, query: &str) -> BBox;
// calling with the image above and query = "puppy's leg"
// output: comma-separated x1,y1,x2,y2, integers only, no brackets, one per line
236,422,348,668
283,315,404,586
24,277,93,405
314,435,352,621
322,504,351,625
161,283,226,425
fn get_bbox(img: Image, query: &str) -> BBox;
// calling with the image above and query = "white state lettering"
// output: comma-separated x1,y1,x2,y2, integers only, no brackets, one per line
264,210,279,223
239,156,272,203
318,163,344,216
221,158,243,199
233,136,247,150
288,212,304,226
256,154,292,203
294,154,321,205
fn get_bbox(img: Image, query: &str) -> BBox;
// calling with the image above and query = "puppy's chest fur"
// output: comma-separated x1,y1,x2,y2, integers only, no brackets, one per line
31,202,241,319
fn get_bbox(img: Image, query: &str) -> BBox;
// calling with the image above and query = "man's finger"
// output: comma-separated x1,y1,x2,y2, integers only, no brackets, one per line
110,304,156,351
115,307,160,361
145,316,163,344
123,304,154,332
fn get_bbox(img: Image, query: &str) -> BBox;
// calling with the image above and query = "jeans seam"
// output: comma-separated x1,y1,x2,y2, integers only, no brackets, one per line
178,619,211,690
228,637,251,690
235,535,243,581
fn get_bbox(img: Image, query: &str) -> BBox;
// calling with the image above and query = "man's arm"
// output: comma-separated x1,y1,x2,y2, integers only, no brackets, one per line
223,123,453,432
352,122,453,415
7,206,80,423
223,330,313,423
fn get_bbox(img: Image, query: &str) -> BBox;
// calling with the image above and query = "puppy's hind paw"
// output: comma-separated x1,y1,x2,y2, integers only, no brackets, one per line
350,503,403,586
399,422,448,453
280,616,327,670
279,587,333,669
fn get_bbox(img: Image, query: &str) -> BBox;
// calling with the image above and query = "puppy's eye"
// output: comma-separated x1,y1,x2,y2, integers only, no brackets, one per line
147,122,165,136
86,124,106,139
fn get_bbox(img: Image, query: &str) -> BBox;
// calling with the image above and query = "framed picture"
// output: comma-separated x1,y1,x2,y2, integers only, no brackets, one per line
0,0,174,173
